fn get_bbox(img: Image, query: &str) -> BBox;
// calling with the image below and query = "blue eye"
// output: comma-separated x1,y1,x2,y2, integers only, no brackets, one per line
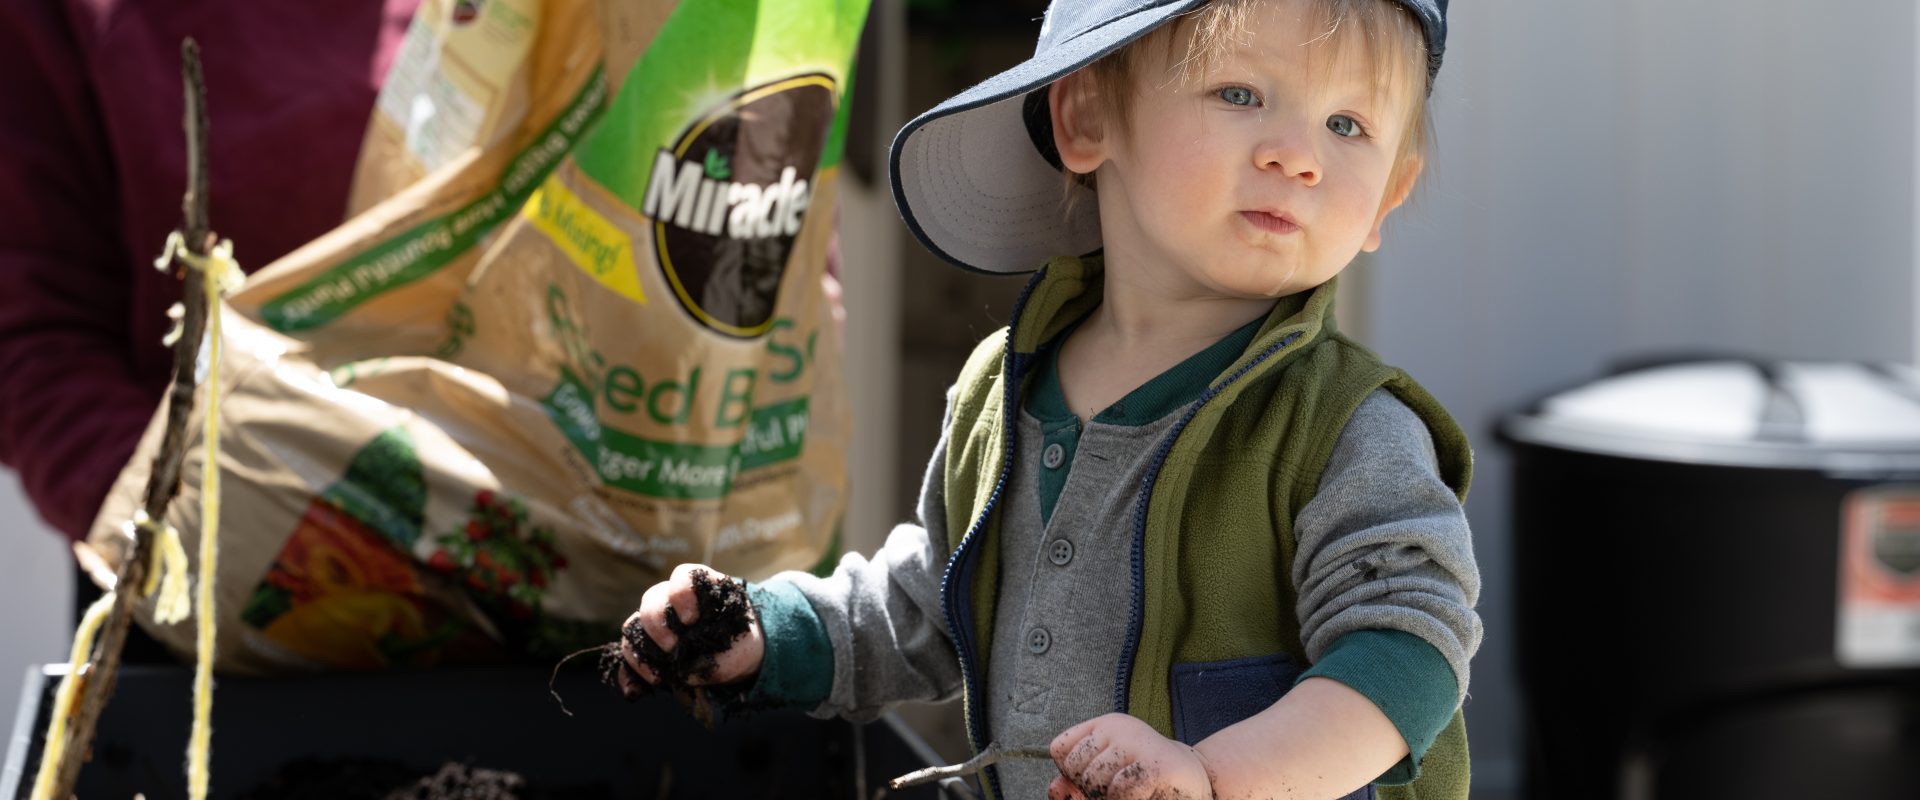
1327,114,1363,138
1217,86,1257,106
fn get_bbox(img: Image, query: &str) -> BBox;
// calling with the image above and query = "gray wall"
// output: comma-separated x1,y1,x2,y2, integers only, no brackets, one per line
1359,1,1918,795
0,477,75,733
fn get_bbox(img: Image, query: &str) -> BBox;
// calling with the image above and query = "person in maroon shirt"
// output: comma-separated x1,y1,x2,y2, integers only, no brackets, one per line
0,0,420,541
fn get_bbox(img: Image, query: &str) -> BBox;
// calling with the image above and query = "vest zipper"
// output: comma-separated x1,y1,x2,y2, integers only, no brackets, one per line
1111,330,1303,714
941,270,1047,800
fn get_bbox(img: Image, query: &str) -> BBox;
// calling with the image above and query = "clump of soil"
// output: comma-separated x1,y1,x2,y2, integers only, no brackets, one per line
238,758,610,800
596,568,755,724
387,762,527,800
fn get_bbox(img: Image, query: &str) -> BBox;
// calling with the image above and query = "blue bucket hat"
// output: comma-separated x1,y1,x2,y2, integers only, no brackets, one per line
889,0,1447,274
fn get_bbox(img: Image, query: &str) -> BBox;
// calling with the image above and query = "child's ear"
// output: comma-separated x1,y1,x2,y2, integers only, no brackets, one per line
1363,154,1423,253
1049,71,1109,176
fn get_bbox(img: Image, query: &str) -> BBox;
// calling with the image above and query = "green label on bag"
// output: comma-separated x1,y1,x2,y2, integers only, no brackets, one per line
541,367,809,499
259,69,610,333
570,0,868,338
572,0,867,206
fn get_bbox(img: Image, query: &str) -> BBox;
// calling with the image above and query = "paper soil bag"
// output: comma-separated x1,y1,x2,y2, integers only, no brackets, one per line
88,0,867,671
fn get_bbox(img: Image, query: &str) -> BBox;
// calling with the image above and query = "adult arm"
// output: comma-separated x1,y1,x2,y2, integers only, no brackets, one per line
0,2,156,541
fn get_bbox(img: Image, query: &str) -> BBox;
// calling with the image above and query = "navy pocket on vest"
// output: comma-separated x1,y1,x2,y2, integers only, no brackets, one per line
1170,653,1302,745
1169,654,1375,800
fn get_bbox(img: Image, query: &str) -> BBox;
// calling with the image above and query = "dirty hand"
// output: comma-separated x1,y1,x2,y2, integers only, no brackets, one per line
618,563,764,697
1048,713,1214,800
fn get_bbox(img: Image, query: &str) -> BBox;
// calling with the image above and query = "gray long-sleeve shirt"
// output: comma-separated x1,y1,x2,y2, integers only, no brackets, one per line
774,389,1480,793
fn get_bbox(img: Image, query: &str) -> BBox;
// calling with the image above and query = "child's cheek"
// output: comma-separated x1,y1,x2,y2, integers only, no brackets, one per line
1149,139,1221,209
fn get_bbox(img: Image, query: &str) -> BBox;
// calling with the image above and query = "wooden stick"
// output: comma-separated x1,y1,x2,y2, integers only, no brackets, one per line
44,38,213,800
143,45,213,522
889,744,1053,790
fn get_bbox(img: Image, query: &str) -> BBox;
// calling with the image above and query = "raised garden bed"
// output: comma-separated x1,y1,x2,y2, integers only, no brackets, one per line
3,664,960,799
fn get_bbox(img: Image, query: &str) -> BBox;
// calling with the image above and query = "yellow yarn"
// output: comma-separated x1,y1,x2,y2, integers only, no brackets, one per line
154,231,244,295
156,524,193,625
138,519,161,597
154,230,239,800
135,512,193,625
30,232,237,799
186,247,226,800
30,593,114,800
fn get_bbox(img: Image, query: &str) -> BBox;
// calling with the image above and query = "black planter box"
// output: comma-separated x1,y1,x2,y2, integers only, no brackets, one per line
3,664,959,799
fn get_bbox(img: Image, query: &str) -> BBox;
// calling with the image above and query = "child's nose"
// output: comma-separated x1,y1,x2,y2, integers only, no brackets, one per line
1253,133,1321,186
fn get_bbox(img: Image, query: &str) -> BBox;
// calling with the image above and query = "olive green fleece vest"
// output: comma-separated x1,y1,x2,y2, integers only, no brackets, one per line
941,256,1474,799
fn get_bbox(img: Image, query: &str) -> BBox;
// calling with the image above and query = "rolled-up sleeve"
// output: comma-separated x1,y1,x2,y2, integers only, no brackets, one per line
1292,390,1482,701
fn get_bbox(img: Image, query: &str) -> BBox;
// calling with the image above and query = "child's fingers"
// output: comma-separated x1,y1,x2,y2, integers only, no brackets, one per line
1074,745,1133,797
1056,727,1108,780
666,563,706,625
615,660,637,699
615,639,661,700
618,638,660,684
1103,762,1158,800
1045,775,1085,800
642,564,714,652
615,658,653,700
635,582,680,652
692,626,760,685
618,607,662,661
1050,718,1099,764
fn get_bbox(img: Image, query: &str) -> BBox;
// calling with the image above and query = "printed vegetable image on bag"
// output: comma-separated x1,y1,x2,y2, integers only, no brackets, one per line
86,0,868,672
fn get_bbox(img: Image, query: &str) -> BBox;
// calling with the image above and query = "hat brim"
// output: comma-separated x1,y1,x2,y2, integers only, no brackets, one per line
889,0,1209,274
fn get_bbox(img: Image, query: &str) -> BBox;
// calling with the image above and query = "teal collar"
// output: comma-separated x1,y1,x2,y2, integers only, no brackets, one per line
1026,311,1267,427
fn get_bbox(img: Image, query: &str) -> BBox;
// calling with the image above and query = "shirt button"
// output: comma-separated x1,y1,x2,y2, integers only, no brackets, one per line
1048,538,1074,566
1027,627,1051,654
1043,442,1066,469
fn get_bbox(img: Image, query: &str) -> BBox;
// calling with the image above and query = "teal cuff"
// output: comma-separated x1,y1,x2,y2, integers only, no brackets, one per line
1297,629,1458,786
725,580,834,711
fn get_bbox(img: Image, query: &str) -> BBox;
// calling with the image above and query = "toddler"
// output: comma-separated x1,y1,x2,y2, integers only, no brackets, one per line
626,1,1479,798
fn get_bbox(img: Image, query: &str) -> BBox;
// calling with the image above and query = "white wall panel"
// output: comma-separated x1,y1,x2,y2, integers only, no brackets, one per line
1365,2,1916,796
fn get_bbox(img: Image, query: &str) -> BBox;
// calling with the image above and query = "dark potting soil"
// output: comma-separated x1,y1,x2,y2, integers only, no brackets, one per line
235,758,612,800
606,568,755,697
233,756,415,799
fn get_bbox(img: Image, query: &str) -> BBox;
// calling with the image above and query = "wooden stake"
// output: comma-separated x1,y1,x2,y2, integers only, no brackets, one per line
43,38,213,800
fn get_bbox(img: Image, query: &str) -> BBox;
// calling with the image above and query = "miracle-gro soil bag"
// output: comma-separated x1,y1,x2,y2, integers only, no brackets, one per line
86,0,867,672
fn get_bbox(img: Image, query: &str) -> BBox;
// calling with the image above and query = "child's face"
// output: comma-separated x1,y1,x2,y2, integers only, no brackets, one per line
1062,0,1420,300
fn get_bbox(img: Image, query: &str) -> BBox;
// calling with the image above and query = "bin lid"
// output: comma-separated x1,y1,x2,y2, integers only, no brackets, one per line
1502,360,1920,471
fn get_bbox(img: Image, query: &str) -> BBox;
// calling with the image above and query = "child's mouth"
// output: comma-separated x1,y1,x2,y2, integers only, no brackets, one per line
1240,210,1300,234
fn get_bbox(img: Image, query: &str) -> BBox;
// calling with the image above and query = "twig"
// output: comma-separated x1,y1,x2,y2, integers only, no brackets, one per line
143,46,213,521
547,645,611,717
889,744,1053,790
45,38,213,799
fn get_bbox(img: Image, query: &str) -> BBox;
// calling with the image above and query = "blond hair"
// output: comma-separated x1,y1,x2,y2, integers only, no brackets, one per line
1061,0,1431,196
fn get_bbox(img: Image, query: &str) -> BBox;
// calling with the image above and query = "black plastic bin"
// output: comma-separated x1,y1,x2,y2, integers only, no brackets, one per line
3,664,958,799
1502,359,1920,800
